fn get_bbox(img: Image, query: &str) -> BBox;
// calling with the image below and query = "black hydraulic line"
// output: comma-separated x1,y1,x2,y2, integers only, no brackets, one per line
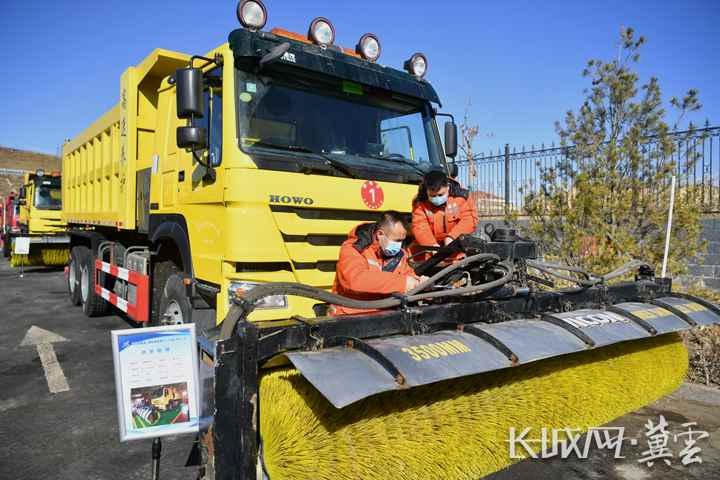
526,260,597,287
407,264,513,301
605,305,658,335
526,259,652,288
407,253,501,295
601,260,651,282
540,314,597,347
526,260,589,274
220,262,513,339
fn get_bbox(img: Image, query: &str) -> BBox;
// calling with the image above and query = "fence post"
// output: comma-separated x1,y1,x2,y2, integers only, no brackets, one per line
504,143,510,215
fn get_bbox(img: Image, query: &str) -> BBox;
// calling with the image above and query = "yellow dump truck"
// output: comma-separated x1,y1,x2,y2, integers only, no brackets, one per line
64,3,720,480
9,170,69,266
151,386,183,412
61,14,450,324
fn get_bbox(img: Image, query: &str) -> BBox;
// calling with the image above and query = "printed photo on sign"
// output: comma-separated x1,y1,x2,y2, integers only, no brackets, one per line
130,382,190,429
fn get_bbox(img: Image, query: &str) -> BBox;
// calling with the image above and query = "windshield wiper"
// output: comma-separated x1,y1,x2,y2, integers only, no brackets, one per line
249,141,358,178
365,154,427,177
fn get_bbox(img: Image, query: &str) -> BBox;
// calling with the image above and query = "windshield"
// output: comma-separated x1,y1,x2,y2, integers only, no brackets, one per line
34,179,61,210
235,69,443,181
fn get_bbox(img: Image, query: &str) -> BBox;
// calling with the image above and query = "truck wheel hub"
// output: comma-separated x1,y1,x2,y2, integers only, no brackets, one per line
162,300,184,325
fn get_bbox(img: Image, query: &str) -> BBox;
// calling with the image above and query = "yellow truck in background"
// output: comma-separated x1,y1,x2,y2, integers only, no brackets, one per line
9,170,69,267
150,386,184,412
61,6,457,326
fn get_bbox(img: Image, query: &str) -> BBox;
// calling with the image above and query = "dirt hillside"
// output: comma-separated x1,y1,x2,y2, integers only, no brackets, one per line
0,146,60,199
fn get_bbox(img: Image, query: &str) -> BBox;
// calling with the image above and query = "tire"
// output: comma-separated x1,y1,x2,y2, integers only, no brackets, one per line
79,246,110,317
153,264,193,327
67,247,83,305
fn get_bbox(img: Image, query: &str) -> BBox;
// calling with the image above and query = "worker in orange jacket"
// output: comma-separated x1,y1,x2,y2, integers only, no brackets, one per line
412,170,478,249
330,211,426,316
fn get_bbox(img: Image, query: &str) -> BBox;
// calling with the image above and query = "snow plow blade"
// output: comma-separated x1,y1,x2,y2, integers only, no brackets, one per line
286,295,720,408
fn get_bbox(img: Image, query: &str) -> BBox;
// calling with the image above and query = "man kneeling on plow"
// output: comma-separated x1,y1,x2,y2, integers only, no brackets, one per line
330,211,428,316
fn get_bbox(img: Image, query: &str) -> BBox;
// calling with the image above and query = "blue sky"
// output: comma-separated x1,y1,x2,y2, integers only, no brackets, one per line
0,0,717,155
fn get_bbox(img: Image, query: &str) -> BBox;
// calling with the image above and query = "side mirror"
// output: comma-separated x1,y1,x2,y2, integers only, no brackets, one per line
18,186,25,198
177,126,207,150
176,68,204,119
444,121,458,159
259,42,291,69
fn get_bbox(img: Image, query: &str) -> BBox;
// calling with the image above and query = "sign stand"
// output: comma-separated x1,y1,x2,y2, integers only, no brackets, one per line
14,237,30,278
151,437,162,480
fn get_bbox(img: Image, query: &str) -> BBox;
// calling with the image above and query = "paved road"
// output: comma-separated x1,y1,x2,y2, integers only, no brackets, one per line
0,259,193,480
0,258,718,480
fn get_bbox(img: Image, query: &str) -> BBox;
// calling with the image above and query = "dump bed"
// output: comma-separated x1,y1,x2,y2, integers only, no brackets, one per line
61,49,188,230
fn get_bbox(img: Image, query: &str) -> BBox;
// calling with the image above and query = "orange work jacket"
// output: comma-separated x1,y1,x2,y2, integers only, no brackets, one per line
330,223,416,316
412,182,478,246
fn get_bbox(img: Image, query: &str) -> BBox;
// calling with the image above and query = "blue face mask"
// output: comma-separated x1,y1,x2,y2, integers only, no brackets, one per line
430,193,448,206
381,239,403,257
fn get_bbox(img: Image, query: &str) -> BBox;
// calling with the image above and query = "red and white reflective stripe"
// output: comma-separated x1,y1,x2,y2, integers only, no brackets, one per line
98,261,130,281
95,259,149,322
96,286,129,313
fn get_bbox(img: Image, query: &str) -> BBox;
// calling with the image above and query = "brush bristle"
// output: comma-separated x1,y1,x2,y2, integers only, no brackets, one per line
11,247,69,267
259,334,687,480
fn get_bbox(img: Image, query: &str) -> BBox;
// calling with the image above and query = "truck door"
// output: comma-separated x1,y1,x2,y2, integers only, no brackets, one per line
175,66,225,279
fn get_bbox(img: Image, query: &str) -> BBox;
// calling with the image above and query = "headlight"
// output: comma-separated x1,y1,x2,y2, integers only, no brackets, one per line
35,168,45,177
404,52,428,79
356,33,381,62
308,17,335,47
236,0,267,30
228,281,288,309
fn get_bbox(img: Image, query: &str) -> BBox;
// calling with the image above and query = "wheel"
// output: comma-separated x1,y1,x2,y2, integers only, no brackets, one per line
67,247,83,305
153,263,192,326
79,246,110,317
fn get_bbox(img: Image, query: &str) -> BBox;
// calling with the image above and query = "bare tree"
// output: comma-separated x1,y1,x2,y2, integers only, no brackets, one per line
459,99,480,187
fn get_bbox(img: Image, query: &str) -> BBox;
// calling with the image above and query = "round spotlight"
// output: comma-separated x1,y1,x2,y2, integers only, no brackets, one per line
35,168,45,177
404,52,428,79
356,33,381,62
308,17,335,47
236,0,267,31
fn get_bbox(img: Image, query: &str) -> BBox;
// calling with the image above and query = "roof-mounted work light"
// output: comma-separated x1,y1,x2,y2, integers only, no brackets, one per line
308,17,335,47
237,0,267,31
356,33,381,62
404,52,428,79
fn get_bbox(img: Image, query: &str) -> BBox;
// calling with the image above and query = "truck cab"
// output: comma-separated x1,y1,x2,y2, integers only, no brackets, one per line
61,2,458,328
18,171,65,235
7,171,69,266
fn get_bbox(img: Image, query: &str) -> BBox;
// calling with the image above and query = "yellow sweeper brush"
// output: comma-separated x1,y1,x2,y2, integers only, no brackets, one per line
259,335,686,480
11,246,69,267
205,232,720,480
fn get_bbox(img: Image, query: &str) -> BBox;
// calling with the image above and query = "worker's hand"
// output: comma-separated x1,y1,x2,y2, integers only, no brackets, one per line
443,237,454,246
405,275,421,292
405,275,430,293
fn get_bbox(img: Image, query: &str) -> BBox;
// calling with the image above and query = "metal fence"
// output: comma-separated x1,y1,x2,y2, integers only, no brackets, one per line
455,126,720,216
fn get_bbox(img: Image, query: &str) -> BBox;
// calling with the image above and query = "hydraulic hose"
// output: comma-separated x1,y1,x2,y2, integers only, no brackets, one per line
526,260,598,287
220,257,512,339
407,253,501,295
526,259,652,287
601,259,651,282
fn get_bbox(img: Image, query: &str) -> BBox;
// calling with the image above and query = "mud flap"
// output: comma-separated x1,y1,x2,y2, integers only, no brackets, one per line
286,297,720,409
